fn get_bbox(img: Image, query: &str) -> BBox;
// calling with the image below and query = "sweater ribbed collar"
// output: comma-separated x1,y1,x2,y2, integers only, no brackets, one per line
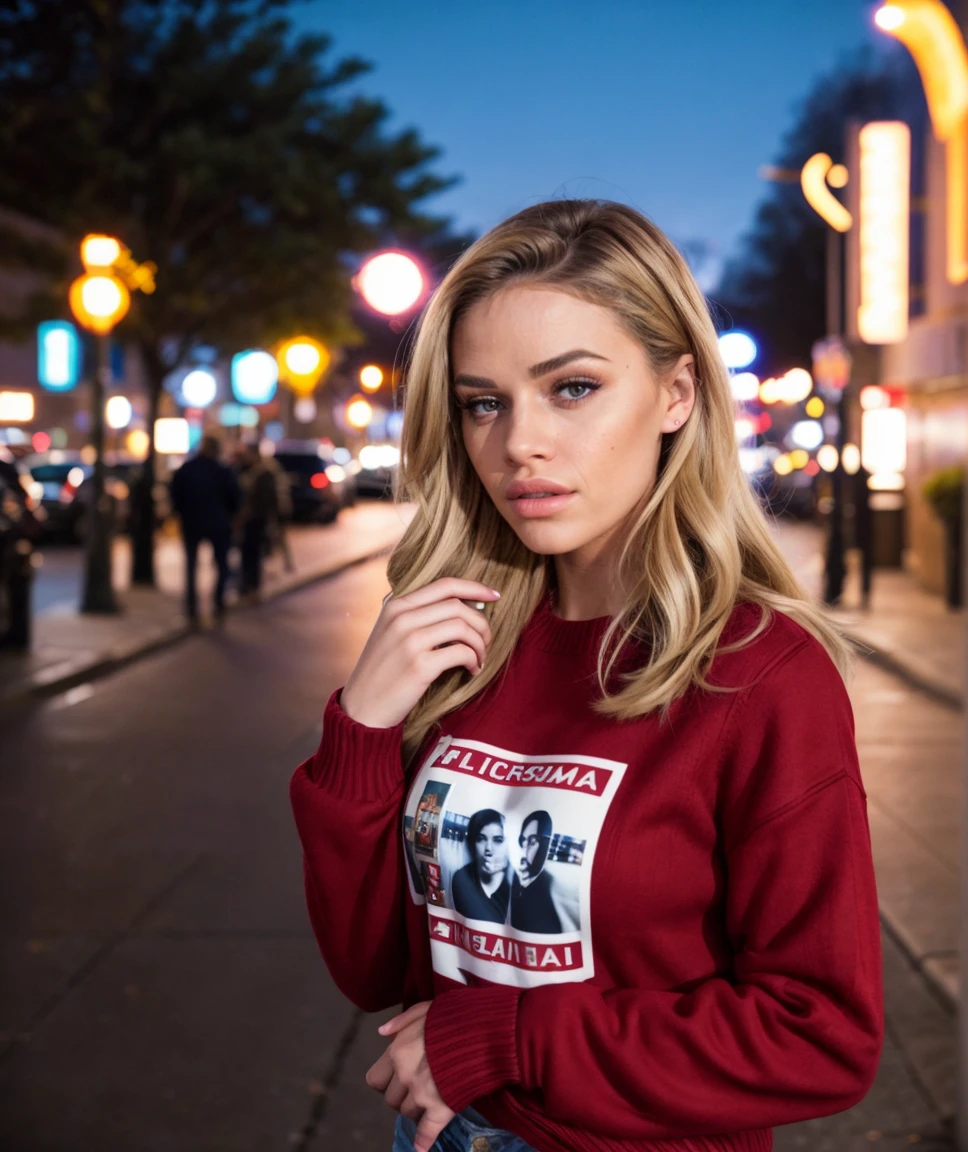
519,587,616,657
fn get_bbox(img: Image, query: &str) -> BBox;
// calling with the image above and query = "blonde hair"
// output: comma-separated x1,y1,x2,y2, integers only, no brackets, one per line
387,199,853,767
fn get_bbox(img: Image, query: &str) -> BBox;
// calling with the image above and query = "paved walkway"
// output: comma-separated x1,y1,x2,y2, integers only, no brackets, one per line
0,509,962,1148
0,502,416,707
771,520,964,1012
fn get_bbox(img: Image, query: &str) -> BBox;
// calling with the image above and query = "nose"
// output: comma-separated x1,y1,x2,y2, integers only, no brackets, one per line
502,395,555,467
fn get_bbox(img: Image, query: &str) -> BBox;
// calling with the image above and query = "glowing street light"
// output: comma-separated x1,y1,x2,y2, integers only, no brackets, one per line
356,252,425,315
181,368,218,408
875,0,968,282
68,232,154,614
359,365,384,392
278,336,330,397
718,331,758,369
105,395,133,430
346,395,374,429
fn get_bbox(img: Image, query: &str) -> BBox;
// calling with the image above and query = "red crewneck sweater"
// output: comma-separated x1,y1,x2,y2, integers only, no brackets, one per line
290,594,883,1152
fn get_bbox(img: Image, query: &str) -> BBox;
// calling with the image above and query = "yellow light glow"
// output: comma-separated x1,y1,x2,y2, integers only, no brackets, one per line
154,417,190,455
862,407,907,475
346,396,374,429
277,337,330,398
860,385,892,409
877,1,968,138
285,342,321,376
842,443,861,474
789,449,810,469
782,368,814,403
735,417,756,441
773,455,794,476
875,5,906,32
360,365,384,391
857,121,910,344
801,153,853,231
69,272,130,333
868,471,906,489
80,444,96,465
817,444,840,472
81,234,122,269
827,164,849,188
875,1,968,283
805,396,825,417
126,428,150,459
0,390,35,422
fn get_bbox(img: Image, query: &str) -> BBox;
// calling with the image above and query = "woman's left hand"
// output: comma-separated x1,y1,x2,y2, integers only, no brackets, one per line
366,1001,455,1152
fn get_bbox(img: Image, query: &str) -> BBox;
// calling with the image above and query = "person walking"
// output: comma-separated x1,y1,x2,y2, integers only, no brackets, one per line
236,443,280,601
169,433,240,626
291,200,883,1152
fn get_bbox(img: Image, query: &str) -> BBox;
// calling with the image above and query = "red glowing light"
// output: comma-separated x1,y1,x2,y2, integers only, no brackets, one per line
32,431,51,453
804,460,821,476
310,472,330,489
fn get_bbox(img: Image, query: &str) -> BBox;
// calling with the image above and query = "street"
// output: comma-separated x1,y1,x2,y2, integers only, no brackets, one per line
0,522,958,1151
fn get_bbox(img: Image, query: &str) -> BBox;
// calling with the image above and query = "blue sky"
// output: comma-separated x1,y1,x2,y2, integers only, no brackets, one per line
298,0,887,289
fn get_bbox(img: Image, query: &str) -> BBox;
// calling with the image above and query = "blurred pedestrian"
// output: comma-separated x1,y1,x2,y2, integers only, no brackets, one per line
263,451,295,573
235,443,280,601
169,434,240,625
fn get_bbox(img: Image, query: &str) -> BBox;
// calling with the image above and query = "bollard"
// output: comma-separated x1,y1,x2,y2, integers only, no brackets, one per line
3,538,34,649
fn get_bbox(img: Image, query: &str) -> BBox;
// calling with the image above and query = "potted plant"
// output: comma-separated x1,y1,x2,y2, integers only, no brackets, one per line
922,464,964,609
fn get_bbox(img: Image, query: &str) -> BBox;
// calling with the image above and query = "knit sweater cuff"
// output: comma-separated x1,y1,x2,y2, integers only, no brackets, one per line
424,985,522,1113
308,687,406,801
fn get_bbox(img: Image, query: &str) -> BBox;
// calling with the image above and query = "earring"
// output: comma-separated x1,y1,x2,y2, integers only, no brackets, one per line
674,418,681,427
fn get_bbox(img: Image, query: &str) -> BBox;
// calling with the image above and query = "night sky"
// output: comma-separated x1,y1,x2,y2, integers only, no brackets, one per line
299,0,888,289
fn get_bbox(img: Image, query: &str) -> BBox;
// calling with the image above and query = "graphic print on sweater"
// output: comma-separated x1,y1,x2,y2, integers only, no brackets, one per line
402,733,627,987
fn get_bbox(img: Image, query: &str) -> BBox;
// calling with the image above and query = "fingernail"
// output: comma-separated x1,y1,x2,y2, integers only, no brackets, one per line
490,589,501,597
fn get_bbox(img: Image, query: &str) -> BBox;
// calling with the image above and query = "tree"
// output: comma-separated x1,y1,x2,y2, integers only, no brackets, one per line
0,0,475,585
713,46,927,376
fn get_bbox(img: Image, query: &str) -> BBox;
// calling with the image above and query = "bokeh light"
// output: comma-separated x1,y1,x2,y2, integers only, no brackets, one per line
357,252,424,315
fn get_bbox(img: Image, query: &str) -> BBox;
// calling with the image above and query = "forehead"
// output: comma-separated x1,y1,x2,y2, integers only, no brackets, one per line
451,285,637,367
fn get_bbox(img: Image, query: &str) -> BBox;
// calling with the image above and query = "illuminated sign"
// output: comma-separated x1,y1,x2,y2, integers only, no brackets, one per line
857,122,910,344
801,153,853,232
38,321,81,391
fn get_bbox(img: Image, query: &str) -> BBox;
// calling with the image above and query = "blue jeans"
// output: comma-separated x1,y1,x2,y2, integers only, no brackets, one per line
392,1105,538,1152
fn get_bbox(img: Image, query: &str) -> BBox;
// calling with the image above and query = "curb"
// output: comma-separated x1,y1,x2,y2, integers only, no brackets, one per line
0,539,398,711
844,629,964,713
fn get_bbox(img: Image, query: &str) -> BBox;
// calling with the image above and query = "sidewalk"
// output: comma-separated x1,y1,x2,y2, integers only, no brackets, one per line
0,501,416,708
773,519,964,1014
773,519,964,708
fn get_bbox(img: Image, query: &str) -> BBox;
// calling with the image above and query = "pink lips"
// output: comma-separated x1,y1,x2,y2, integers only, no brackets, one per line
506,478,573,501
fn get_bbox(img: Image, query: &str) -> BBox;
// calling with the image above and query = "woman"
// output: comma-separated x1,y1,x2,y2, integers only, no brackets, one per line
291,200,883,1152
450,808,511,924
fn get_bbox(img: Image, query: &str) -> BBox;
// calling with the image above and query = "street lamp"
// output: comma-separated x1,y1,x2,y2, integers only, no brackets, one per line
355,251,426,316
68,233,154,614
278,337,330,397
876,1,968,283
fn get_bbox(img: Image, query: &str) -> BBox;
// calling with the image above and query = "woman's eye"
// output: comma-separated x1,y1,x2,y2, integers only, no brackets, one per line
458,378,600,418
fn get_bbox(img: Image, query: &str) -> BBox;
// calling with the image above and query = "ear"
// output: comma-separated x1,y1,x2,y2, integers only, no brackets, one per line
660,354,696,434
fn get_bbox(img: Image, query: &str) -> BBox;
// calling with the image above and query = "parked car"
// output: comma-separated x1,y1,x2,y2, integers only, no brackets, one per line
24,453,134,543
273,442,353,524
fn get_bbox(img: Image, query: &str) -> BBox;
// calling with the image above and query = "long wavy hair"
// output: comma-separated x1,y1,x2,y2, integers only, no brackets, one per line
387,199,853,767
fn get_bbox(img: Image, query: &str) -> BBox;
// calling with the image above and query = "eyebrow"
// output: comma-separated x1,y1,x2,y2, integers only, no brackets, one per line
452,348,609,390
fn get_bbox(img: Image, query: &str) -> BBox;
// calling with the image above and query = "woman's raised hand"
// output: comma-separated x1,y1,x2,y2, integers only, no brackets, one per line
339,578,501,729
